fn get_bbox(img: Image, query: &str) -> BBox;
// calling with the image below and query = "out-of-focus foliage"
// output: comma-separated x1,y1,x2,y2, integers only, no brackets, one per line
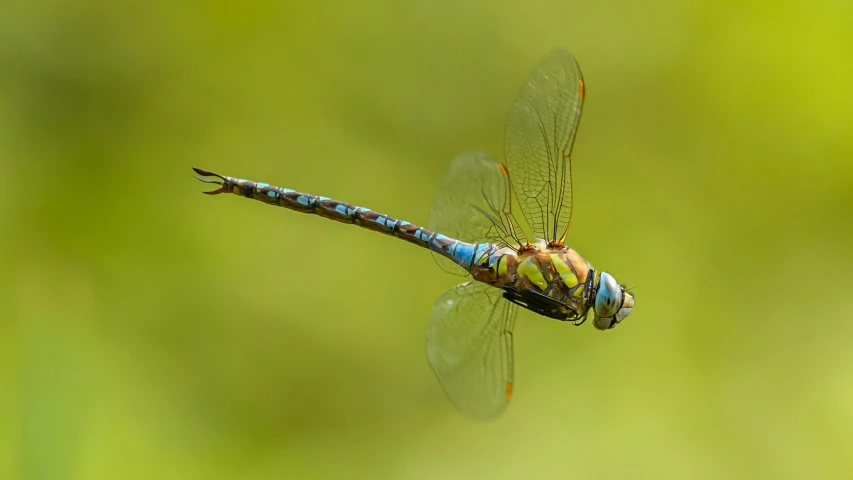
2,0,851,478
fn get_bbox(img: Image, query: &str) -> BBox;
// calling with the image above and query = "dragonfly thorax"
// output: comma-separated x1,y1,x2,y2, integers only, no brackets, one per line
472,245,596,323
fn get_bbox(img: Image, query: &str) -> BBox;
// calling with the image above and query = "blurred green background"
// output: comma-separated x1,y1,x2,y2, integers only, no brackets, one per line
2,0,852,478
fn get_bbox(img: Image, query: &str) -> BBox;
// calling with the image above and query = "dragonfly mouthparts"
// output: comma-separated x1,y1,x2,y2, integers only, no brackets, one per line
192,167,227,195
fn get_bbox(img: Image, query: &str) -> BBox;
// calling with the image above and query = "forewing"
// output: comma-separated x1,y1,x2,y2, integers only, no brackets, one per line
505,49,585,243
426,281,518,420
428,152,520,276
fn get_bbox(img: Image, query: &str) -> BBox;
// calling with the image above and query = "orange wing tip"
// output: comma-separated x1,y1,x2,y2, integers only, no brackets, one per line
498,163,509,176
505,382,513,401
578,80,585,99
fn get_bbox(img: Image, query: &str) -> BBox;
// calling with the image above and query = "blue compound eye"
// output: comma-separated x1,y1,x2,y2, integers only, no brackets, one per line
595,272,622,318
593,273,634,331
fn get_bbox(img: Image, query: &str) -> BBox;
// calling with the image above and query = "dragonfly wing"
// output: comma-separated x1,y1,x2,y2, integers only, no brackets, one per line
505,49,585,244
426,281,518,420
428,152,520,276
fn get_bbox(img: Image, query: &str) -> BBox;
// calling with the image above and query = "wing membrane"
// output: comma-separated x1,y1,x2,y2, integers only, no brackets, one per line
428,152,522,276
426,281,518,420
505,49,585,243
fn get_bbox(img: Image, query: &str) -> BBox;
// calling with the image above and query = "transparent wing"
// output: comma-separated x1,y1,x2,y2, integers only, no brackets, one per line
426,281,518,420
505,49,585,244
428,152,522,276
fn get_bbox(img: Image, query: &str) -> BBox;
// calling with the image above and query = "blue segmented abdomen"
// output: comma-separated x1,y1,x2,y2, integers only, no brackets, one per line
193,168,490,270
445,240,495,270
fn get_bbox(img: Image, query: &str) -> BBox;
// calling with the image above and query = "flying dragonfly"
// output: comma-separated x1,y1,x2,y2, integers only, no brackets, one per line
193,49,634,420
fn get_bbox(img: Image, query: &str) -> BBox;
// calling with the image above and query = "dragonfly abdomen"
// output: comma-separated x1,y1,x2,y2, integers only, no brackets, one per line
193,168,481,268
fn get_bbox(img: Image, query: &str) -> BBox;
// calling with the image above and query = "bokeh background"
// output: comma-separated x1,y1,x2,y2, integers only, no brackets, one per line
2,0,852,478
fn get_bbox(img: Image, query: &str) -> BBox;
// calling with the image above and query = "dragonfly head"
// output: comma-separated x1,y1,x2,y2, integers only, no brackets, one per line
592,272,633,330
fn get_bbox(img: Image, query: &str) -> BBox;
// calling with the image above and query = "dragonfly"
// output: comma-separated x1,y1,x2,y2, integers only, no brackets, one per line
193,49,634,420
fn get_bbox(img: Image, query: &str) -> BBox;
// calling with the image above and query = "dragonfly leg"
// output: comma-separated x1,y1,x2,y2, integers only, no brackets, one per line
501,285,579,323
570,310,588,326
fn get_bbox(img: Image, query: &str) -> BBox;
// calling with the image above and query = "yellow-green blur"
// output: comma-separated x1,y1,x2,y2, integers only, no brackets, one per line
2,0,852,479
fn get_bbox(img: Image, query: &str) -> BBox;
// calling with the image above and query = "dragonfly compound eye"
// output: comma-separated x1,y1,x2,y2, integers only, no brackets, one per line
595,272,622,318
593,272,633,330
